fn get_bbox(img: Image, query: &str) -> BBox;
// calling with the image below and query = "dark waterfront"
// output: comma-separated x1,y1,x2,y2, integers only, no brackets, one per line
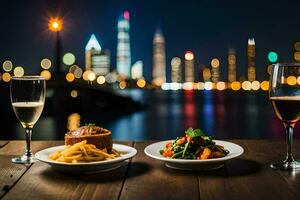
1,88,296,141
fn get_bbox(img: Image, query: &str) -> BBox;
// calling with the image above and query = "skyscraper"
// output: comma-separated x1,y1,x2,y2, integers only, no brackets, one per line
91,50,110,76
171,57,182,82
211,58,220,83
131,61,143,79
117,11,131,78
85,34,101,70
247,38,256,81
85,34,110,76
185,51,195,82
228,48,237,82
152,28,166,86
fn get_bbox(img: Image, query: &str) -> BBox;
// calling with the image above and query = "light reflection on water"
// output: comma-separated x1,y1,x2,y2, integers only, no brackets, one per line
8,89,300,140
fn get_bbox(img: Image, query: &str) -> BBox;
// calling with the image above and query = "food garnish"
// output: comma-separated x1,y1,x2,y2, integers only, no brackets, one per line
160,128,229,160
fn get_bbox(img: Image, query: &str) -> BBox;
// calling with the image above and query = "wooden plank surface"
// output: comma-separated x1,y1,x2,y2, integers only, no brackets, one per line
119,141,199,200
0,141,62,199
198,140,300,200
2,141,133,200
2,140,300,200
0,141,9,149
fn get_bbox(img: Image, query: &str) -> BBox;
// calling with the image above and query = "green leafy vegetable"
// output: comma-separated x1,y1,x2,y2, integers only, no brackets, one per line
185,127,204,138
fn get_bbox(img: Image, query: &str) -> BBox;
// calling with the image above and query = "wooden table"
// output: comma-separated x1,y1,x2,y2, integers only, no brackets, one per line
1,140,300,200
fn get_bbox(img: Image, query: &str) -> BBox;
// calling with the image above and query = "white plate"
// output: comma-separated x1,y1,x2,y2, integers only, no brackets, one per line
144,140,244,170
35,144,137,174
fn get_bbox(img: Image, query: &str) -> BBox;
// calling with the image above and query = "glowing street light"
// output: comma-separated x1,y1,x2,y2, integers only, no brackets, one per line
48,17,63,73
48,18,63,32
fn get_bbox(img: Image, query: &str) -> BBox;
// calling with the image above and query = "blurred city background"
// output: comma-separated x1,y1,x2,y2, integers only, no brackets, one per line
1,0,300,140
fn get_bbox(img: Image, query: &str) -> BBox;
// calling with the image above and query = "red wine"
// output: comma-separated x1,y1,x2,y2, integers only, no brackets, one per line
270,96,300,124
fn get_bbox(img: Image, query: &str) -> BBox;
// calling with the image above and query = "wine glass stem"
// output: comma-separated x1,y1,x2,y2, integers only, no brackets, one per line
285,125,295,162
25,128,33,157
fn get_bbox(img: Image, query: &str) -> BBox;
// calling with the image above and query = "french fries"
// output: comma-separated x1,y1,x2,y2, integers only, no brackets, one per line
48,140,120,163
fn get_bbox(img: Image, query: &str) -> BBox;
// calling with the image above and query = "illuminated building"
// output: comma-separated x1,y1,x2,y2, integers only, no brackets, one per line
85,34,110,76
131,61,143,79
152,28,166,86
228,48,237,82
247,38,256,81
185,51,194,82
171,57,182,82
117,11,131,78
211,58,220,83
294,42,300,62
203,67,211,82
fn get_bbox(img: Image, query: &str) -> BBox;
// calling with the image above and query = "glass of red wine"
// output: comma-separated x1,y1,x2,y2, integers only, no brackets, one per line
269,63,300,170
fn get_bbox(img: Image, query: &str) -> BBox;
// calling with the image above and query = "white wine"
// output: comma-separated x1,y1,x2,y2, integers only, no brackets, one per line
12,102,44,128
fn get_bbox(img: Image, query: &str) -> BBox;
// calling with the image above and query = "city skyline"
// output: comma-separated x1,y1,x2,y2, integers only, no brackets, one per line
1,0,300,81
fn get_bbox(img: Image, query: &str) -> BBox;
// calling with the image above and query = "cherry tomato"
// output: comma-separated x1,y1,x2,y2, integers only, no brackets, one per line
166,142,172,148
163,149,174,157
176,137,186,145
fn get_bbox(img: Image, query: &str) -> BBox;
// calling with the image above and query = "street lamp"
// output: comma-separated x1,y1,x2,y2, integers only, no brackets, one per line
48,17,63,74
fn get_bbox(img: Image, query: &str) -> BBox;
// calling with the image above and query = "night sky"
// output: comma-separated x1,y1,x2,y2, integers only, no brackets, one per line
1,0,300,81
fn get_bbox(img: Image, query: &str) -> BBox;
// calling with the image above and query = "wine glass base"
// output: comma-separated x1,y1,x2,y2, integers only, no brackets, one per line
270,160,300,171
12,155,37,164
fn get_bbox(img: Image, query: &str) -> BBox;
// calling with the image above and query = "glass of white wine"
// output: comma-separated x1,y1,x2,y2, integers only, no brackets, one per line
269,63,300,170
10,76,45,164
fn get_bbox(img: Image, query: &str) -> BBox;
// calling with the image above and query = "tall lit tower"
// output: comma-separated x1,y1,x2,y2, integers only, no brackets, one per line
171,57,182,82
117,11,131,78
247,38,256,81
211,58,220,83
185,51,195,82
131,60,143,79
152,28,166,86
228,48,237,82
85,34,101,70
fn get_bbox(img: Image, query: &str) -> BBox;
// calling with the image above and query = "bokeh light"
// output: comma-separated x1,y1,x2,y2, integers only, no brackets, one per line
294,52,300,62
260,81,269,91
2,60,13,72
287,76,297,85
2,72,11,82
48,18,63,32
251,81,260,91
70,90,78,98
242,81,251,90
40,70,51,80
185,51,194,60
69,65,78,74
74,67,83,79
40,58,52,69
97,76,106,84
66,72,75,82
204,82,213,90
119,81,126,89
62,52,76,66
13,66,24,77
231,81,241,91
82,70,90,81
203,68,211,81
294,42,300,51
88,71,96,81
216,81,226,90
197,82,205,90
67,113,80,131
183,82,193,90
137,79,146,88
268,51,278,63
211,58,220,68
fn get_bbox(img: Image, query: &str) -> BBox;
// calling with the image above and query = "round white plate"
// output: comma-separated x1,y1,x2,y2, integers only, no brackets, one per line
144,140,244,170
35,144,137,174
